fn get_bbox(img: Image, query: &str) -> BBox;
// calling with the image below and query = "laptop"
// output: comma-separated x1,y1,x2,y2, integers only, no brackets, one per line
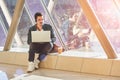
31,31,51,42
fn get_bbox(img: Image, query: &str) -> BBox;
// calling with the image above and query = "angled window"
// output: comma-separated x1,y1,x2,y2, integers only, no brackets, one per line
88,0,120,57
3,0,108,58
51,0,106,58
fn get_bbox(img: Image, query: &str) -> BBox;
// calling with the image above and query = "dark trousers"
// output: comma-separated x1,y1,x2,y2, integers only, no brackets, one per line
28,42,53,62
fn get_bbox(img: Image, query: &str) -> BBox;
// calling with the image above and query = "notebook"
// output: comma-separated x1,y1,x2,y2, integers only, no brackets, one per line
31,31,51,42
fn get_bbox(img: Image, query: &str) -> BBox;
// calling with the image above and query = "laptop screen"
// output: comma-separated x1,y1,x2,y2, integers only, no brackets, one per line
31,31,51,42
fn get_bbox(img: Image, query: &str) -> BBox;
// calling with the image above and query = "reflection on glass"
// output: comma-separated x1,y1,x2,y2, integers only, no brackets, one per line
52,0,91,49
89,0,120,56
50,0,106,58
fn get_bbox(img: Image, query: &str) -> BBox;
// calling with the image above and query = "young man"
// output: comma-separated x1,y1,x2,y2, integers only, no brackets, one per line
27,12,56,73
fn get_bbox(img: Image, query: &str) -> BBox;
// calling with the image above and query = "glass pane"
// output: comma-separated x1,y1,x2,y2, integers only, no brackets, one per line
52,0,106,57
0,8,7,50
44,0,50,6
88,0,120,57
26,0,45,18
0,22,6,47
4,0,17,17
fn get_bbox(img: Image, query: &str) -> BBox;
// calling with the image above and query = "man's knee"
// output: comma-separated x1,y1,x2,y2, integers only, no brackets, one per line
29,49,35,54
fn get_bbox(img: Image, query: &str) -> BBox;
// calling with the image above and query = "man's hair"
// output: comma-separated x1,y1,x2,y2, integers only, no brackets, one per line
34,12,42,22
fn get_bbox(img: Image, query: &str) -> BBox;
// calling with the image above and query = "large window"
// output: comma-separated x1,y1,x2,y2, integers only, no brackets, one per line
50,0,106,57
88,0,120,57
0,0,107,58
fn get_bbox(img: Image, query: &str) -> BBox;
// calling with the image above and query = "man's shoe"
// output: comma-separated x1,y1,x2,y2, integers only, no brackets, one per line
27,62,35,73
34,59,40,70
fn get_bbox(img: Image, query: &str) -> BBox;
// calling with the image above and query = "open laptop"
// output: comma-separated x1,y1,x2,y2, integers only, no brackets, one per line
31,31,51,42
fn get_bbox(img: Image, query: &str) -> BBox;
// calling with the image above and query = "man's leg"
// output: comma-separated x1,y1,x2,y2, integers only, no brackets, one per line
28,49,36,62
27,43,38,73
33,43,47,69
34,43,53,69
27,49,35,73
38,42,53,61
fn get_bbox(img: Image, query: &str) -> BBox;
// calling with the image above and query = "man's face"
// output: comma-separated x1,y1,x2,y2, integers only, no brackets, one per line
36,16,44,26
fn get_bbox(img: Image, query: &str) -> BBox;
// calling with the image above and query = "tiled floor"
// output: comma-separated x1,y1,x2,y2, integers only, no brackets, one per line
0,63,120,80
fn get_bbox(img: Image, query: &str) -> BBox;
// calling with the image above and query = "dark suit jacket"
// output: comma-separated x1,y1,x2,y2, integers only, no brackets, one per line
27,24,56,45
